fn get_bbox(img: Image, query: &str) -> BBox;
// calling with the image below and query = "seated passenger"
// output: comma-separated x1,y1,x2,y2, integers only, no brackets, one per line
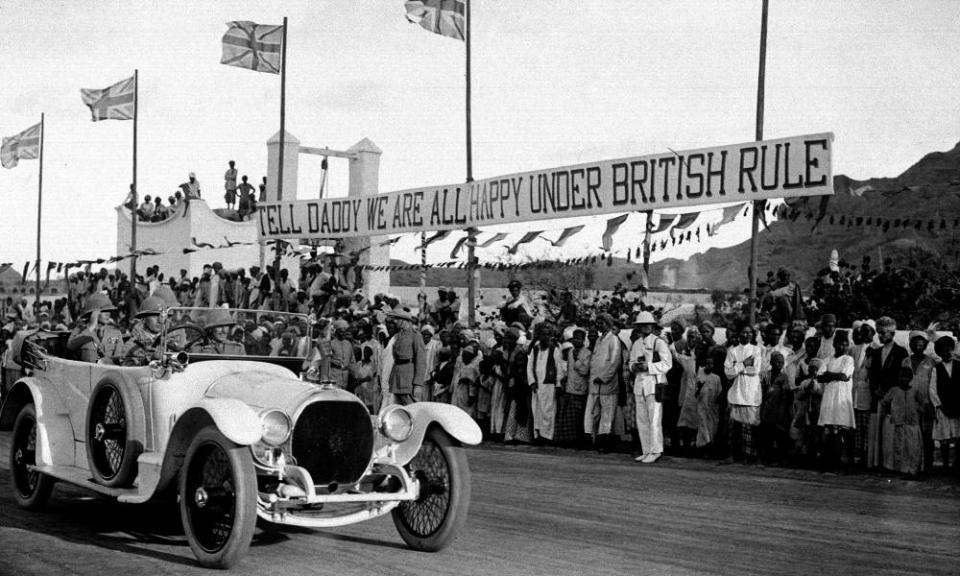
196,308,245,355
122,296,167,363
273,327,301,357
67,293,118,364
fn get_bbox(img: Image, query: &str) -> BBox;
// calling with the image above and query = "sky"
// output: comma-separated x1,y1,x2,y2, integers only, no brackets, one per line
1,0,959,272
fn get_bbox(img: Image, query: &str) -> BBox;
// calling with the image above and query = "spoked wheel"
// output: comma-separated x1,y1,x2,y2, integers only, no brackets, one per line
87,382,138,487
179,426,257,569
10,404,55,510
391,427,471,551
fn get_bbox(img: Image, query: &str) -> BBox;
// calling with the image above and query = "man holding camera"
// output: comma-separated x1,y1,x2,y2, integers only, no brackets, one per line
630,312,673,464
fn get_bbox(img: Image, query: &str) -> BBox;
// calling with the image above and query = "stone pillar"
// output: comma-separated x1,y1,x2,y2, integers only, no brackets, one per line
266,130,300,202
265,130,301,287
343,138,390,298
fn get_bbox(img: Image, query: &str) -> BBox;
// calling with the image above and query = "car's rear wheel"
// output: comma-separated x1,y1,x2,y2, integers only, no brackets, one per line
179,426,257,569
391,427,471,551
86,381,140,487
10,404,55,510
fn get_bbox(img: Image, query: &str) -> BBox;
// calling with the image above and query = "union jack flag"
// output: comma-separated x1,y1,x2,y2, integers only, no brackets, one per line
80,76,135,122
221,21,284,74
405,0,465,41
1,122,41,169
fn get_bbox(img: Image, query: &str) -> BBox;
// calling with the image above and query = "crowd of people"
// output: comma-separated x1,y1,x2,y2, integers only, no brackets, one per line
2,258,959,479
125,161,268,223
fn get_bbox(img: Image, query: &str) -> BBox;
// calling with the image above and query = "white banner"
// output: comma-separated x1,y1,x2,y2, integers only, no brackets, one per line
258,132,833,240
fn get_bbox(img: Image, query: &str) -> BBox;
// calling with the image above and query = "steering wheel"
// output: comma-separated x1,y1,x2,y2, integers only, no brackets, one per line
157,323,209,352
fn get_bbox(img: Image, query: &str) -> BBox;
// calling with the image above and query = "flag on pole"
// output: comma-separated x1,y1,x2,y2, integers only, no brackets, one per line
221,21,284,74
404,0,465,41
1,123,41,169
80,76,135,121
601,214,630,251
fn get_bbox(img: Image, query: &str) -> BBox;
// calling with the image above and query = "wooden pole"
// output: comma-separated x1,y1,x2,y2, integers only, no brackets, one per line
642,210,653,290
273,16,288,298
420,231,427,292
465,0,477,326
130,69,138,281
36,113,44,312
748,0,769,327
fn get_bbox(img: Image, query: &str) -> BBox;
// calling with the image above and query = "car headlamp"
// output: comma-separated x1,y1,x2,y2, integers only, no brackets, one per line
259,409,292,447
379,406,413,442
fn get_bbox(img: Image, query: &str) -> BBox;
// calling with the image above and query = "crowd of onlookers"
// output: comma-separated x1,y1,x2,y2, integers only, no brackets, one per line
125,161,267,223
2,256,959,479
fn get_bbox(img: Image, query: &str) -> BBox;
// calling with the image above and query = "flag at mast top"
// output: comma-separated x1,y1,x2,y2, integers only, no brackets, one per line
80,76,135,122
221,21,284,74
405,0,465,41
1,122,41,169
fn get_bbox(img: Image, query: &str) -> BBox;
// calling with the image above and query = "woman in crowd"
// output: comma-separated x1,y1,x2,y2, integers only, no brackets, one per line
816,330,856,469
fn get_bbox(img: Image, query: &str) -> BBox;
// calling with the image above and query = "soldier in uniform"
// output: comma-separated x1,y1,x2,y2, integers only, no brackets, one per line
387,310,426,406
196,308,245,355
122,296,166,363
67,293,118,364
326,319,355,389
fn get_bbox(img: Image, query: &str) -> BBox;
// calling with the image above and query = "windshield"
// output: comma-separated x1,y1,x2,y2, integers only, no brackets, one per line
159,307,313,359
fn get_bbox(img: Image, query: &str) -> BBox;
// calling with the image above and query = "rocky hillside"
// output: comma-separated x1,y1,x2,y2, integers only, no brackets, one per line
649,141,960,291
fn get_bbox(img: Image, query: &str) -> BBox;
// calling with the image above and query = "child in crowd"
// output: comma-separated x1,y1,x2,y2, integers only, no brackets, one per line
760,351,792,464
930,336,960,473
431,347,454,404
351,345,379,414
791,336,823,465
695,356,722,457
882,365,924,477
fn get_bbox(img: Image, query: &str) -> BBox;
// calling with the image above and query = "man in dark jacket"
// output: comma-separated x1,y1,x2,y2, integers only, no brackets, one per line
866,315,908,469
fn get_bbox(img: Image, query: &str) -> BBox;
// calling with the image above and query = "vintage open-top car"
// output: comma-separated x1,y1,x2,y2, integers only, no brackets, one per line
1,307,481,568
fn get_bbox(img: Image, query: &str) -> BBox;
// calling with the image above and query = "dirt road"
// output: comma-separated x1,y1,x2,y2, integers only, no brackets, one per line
1,443,957,576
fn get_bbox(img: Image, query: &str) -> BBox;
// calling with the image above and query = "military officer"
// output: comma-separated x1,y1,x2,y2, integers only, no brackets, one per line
387,310,426,406
122,296,166,363
196,308,245,355
67,293,118,363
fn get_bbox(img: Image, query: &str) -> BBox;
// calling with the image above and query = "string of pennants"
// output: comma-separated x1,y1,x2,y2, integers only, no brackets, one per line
24,197,945,281
0,205,758,283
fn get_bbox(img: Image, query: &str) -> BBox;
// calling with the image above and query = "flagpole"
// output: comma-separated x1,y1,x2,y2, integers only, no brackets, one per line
420,231,427,292
642,210,653,290
273,16,288,295
130,69,139,282
36,113,44,313
748,0,768,327
465,0,478,326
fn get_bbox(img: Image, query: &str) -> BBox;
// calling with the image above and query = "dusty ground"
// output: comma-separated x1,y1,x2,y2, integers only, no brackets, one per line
0,441,958,576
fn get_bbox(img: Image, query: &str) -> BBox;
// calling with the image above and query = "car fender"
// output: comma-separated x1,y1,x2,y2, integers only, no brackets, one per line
390,402,482,466
195,397,263,446
0,378,73,467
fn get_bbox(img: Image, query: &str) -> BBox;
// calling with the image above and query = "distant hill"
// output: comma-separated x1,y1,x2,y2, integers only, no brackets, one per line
644,141,960,291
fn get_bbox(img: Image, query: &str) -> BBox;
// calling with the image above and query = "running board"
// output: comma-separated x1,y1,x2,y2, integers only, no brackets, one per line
33,452,164,504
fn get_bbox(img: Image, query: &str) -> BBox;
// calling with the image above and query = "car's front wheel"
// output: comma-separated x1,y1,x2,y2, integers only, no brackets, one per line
179,426,257,569
10,403,55,510
391,426,471,551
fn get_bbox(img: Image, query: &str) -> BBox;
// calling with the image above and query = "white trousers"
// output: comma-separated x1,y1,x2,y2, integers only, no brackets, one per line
584,393,617,435
635,388,663,456
532,383,557,440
